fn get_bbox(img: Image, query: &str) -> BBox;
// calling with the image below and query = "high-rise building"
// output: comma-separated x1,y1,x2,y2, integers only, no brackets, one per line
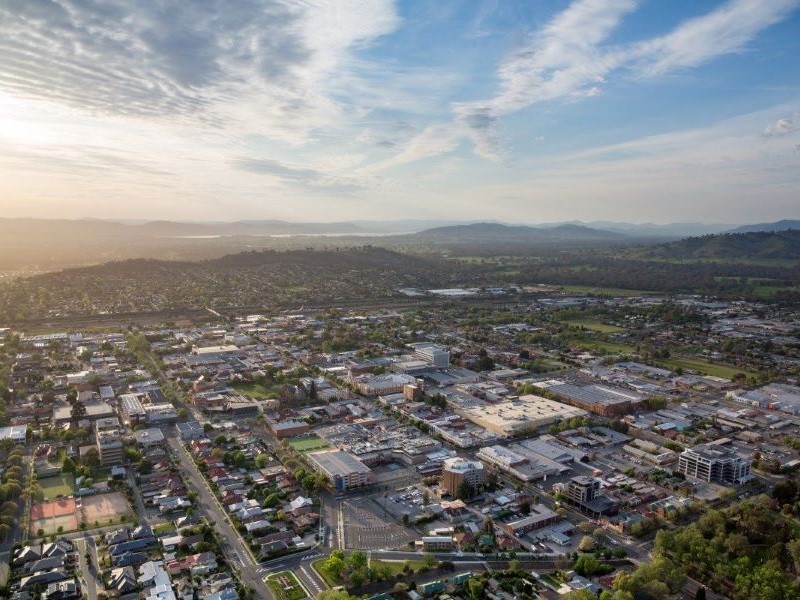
441,457,484,495
678,442,752,485
566,476,600,505
410,343,450,368
96,430,124,466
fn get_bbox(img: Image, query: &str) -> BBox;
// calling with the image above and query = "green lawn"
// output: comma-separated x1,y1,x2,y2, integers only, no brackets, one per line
560,285,653,297
372,559,425,576
562,319,626,333
287,435,329,453
571,339,636,355
265,571,308,600
38,473,74,500
654,356,755,379
231,381,282,400
748,284,800,298
312,559,340,588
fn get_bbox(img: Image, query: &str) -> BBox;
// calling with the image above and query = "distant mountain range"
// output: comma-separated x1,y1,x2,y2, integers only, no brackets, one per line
0,217,798,272
413,222,627,243
726,219,800,234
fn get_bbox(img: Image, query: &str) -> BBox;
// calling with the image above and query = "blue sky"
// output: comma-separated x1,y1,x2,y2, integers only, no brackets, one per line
0,0,798,223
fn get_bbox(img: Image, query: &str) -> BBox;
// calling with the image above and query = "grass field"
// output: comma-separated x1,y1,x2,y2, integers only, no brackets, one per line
571,339,636,355
654,356,755,379
371,559,425,576
231,381,283,400
38,474,75,500
562,319,626,333
287,435,329,453
312,559,340,588
265,571,308,600
560,285,653,297
747,284,800,298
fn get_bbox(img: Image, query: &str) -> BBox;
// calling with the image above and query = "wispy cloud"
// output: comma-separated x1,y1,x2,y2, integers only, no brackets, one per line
448,0,798,161
634,0,798,76
232,156,366,193
0,0,399,142
763,112,800,137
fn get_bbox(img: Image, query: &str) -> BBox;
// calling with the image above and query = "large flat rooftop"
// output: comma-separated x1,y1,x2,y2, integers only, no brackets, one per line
459,394,586,435
307,450,372,476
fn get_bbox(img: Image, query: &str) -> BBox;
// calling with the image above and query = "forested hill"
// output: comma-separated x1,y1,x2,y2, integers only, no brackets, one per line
643,230,800,261
0,248,464,321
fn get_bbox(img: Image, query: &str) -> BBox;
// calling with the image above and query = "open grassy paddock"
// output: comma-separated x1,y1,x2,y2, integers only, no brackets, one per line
231,381,283,400
654,356,756,379
571,339,636,355
562,319,626,333
287,435,330,453
560,285,653,297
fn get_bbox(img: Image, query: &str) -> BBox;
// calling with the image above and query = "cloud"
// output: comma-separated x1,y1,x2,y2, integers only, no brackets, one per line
450,0,798,160
0,0,399,142
634,0,799,76
359,124,461,173
763,112,800,136
232,157,364,192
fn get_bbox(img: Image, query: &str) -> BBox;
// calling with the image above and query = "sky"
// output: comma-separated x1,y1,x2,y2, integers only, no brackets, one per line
0,0,799,225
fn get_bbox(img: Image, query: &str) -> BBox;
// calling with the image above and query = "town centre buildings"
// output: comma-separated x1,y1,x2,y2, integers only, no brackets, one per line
457,394,586,437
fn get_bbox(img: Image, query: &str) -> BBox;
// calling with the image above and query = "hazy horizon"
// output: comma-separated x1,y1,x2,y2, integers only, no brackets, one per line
1,0,799,223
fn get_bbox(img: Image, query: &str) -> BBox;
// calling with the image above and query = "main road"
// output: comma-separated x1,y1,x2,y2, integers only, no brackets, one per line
166,434,270,598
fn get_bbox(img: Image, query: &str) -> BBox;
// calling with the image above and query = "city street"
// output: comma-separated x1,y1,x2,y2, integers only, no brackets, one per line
166,434,270,597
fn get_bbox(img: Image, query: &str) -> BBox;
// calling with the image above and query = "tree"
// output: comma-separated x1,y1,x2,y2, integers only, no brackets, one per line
578,535,595,552
467,579,485,600
255,454,269,469
456,479,475,501
422,553,437,569
70,401,86,422
62,456,76,474
316,592,357,600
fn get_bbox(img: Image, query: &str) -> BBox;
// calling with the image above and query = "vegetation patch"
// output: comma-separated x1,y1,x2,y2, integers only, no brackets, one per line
38,473,75,500
562,319,625,333
559,285,653,297
654,356,756,379
265,570,308,600
231,381,283,400
288,435,330,453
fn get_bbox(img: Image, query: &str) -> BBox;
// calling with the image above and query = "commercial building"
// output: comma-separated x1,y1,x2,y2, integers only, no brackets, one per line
410,343,450,368
175,421,205,441
306,450,376,492
459,395,586,437
677,441,752,485
134,428,165,448
566,476,600,505
0,425,27,444
352,373,417,396
421,536,455,551
441,457,484,496
476,445,563,482
538,381,640,416
502,504,560,536
564,476,617,518
268,420,310,439
119,394,147,426
96,430,124,466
